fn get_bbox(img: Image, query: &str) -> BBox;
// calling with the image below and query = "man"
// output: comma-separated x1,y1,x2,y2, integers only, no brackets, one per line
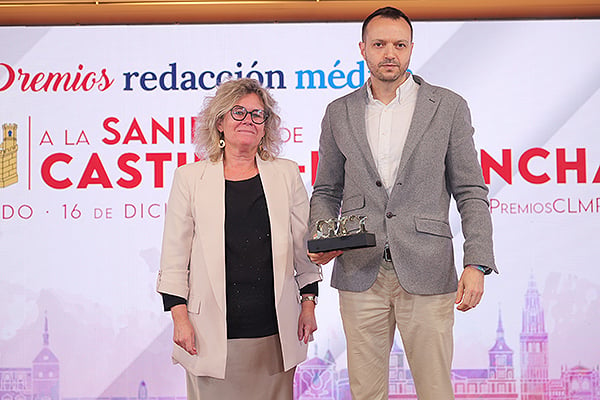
308,7,497,400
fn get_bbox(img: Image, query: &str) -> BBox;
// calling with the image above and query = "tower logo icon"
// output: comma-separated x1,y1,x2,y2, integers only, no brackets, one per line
0,122,18,188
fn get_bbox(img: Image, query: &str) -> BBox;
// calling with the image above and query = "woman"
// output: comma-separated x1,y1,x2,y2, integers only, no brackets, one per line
157,78,321,399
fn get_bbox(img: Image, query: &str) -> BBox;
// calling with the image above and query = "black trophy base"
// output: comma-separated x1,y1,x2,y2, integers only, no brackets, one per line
308,232,376,253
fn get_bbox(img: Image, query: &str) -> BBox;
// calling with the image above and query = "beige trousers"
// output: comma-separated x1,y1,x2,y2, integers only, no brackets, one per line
338,263,455,400
185,334,295,400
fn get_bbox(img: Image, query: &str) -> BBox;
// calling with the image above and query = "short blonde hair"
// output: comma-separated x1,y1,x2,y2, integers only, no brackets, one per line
194,78,282,162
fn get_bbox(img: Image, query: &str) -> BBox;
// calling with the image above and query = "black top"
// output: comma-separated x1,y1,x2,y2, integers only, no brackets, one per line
224,174,277,338
162,174,317,339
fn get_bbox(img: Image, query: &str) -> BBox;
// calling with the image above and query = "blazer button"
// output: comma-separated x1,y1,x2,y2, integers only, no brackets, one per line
375,180,382,187
386,212,394,219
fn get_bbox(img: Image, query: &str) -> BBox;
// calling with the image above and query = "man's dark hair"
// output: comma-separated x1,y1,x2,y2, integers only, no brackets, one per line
361,6,413,42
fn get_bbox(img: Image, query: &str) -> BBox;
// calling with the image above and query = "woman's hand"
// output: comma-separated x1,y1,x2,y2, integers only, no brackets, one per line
297,299,318,344
171,304,197,355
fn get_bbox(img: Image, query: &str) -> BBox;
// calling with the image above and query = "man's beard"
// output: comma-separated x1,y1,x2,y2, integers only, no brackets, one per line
369,58,405,82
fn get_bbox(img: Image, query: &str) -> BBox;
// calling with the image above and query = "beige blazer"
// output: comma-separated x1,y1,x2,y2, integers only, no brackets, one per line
157,156,322,379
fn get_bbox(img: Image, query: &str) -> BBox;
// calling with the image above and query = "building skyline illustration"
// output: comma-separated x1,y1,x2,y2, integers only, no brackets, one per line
294,275,598,399
521,276,550,399
0,122,18,188
1,275,598,400
0,312,59,400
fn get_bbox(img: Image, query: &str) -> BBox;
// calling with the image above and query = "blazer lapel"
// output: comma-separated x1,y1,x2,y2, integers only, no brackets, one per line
395,76,441,184
257,157,287,305
346,86,382,182
195,160,227,315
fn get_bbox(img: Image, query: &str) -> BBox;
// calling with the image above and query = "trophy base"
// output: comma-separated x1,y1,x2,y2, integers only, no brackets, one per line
308,232,376,253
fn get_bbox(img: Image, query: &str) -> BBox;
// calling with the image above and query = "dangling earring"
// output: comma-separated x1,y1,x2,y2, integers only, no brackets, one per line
218,132,225,149
258,138,265,156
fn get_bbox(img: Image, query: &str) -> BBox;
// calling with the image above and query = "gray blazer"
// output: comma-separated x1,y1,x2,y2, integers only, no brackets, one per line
309,75,496,295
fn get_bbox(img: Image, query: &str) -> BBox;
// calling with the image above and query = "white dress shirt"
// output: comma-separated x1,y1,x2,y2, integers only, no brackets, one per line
365,75,419,195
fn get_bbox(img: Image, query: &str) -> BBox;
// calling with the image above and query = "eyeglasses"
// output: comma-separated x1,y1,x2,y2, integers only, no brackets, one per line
229,105,269,125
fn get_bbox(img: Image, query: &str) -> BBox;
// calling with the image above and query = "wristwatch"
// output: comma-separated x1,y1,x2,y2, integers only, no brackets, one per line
301,295,318,305
467,264,493,275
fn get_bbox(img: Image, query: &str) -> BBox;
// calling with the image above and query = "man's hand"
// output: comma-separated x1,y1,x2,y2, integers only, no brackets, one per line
455,266,484,312
308,250,343,265
171,304,197,355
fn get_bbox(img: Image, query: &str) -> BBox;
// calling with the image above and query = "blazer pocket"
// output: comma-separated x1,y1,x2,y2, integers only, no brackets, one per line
187,295,201,314
173,342,196,360
414,217,453,239
341,194,365,215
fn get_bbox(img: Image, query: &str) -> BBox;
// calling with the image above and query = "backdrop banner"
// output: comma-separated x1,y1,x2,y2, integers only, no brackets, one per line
1,20,599,399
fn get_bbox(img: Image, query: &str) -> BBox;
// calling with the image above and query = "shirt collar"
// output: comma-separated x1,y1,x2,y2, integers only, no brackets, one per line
366,74,415,105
